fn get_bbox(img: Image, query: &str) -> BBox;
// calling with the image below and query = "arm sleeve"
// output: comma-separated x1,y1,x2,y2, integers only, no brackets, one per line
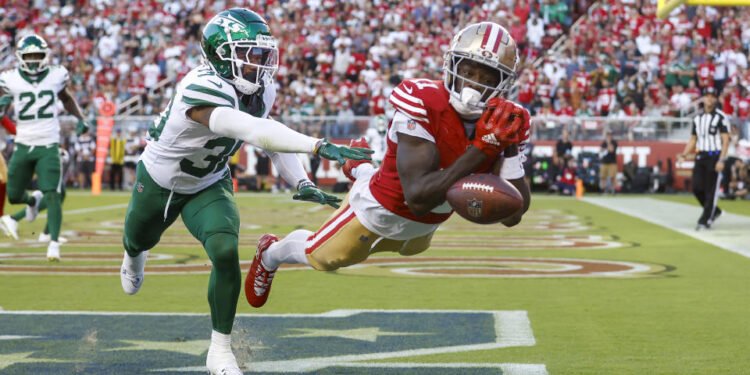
208,106,321,153
266,150,311,189
1,116,16,135
389,111,434,144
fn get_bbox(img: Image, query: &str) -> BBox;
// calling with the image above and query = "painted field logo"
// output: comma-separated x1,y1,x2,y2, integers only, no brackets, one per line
0,310,547,374
467,199,483,218
332,257,671,279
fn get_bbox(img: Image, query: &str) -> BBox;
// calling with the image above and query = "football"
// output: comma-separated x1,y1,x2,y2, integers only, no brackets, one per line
446,174,523,224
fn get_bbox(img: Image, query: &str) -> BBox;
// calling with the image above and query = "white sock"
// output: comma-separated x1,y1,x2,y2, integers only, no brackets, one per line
123,250,148,274
210,329,232,352
351,163,375,179
261,229,312,270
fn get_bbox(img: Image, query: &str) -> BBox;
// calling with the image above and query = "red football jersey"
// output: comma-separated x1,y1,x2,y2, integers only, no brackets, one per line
370,78,496,224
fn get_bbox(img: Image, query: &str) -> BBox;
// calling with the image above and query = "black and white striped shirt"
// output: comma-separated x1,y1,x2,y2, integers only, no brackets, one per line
692,109,729,152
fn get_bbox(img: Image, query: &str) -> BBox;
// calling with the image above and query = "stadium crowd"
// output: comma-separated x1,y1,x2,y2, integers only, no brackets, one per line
0,0,749,197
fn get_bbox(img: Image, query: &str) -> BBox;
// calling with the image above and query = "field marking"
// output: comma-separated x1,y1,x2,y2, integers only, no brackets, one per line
584,197,750,258
0,309,546,374
157,310,537,373
0,255,664,277
0,335,40,340
37,203,129,219
155,363,548,374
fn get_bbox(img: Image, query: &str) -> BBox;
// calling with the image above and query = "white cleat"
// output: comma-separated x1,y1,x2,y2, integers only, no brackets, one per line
120,250,149,295
46,240,61,262
39,233,68,243
0,215,18,240
206,346,243,375
25,190,44,222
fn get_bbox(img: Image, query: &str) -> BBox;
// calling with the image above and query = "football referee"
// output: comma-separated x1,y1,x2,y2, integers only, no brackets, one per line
678,87,730,231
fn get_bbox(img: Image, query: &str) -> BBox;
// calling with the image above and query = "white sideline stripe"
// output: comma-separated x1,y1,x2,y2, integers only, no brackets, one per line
495,311,536,346
0,335,40,340
37,203,129,219
583,197,750,258
0,308,527,318
153,363,548,374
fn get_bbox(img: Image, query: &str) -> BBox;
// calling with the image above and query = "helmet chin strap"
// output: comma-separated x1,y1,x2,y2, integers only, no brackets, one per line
449,87,484,119
233,77,261,95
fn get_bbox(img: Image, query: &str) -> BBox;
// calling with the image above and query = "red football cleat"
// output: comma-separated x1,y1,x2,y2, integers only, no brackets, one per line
342,137,372,182
245,233,279,308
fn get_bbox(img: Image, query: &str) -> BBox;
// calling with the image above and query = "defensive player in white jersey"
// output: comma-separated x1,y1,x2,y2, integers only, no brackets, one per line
118,9,371,375
245,22,531,309
0,34,90,260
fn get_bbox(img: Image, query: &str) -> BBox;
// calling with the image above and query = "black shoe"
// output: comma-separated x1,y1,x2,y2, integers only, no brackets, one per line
695,223,710,231
708,208,723,226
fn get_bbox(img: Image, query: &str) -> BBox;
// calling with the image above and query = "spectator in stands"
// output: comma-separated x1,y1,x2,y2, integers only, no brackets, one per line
554,128,574,168
596,79,616,115
600,130,618,194
333,101,354,139
549,156,577,196
721,125,742,198
728,159,749,199
669,84,692,115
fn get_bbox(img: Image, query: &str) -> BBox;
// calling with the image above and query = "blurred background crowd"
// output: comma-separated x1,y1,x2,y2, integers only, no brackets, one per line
0,0,748,197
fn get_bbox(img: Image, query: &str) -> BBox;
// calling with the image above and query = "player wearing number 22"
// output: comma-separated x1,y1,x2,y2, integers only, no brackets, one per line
0,34,90,261
247,23,531,306
119,9,371,375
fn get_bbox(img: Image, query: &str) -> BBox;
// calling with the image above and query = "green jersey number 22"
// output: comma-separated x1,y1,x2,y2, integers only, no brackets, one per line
18,90,55,121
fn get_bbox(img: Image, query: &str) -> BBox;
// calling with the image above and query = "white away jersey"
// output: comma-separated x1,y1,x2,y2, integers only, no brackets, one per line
0,66,68,146
140,64,275,194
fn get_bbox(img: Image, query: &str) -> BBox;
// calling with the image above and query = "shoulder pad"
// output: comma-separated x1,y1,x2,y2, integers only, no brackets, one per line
53,65,70,84
389,79,448,124
181,67,238,109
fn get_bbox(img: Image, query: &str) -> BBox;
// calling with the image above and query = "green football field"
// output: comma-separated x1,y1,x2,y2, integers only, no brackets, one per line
1,191,749,374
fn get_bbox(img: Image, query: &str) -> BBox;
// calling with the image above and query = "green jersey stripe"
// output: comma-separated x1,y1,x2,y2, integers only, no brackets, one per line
184,84,235,107
182,96,234,108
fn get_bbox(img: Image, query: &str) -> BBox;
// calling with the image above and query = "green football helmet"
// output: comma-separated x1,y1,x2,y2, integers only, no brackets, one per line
15,34,51,75
200,8,278,95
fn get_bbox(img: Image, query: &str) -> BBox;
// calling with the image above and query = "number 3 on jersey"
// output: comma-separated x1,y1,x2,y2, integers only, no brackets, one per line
180,137,242,178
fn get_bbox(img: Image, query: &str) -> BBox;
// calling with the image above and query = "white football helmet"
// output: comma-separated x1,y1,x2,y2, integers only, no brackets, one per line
15,34,51,75
443,22,519,118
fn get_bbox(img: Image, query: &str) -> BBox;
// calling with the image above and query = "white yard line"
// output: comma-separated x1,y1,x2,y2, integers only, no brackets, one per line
583,197,750,258
154,363,548,374
36,203,129,219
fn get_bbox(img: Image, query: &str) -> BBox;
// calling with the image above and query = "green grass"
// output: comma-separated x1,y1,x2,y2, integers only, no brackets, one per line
1,192,749,374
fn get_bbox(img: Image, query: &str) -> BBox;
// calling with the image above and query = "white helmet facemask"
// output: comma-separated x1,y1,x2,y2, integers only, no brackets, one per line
442,22,519,119
444,53,515,119
215,34,279,95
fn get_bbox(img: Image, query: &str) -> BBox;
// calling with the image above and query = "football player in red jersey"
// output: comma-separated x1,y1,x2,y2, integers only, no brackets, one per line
245,22,531,308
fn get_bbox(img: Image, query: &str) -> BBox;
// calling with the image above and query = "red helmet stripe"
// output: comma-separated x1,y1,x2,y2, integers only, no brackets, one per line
492,27,504,53
480,23,492,50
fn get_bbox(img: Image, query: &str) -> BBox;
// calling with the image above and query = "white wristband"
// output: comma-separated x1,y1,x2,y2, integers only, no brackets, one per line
500,154,525,180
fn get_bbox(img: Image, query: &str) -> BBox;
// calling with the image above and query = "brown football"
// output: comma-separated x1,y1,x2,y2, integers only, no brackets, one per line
446,174,523,224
